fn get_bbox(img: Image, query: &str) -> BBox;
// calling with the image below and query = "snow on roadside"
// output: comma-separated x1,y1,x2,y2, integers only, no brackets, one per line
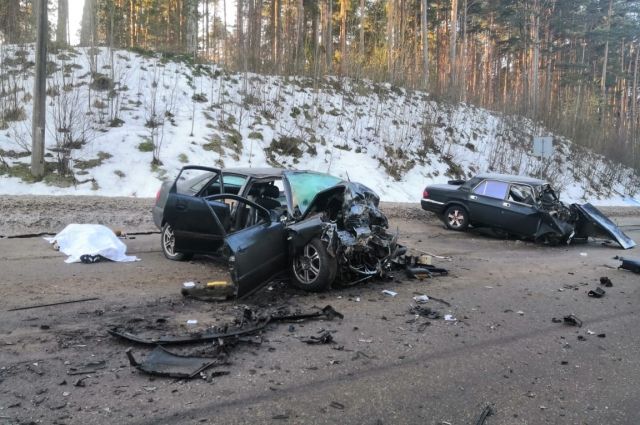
0,46,638,205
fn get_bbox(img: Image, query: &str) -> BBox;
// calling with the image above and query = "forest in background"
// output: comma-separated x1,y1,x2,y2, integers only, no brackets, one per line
2,0,640,173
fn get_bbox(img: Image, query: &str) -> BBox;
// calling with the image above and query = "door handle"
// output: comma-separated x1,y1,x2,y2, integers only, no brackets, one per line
176,203,187,211
502,202,511,207
469,195,477,200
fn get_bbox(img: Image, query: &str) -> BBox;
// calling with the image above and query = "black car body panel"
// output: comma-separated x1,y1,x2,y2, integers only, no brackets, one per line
421,173,635,249
573,203,636,249
156,166,400,296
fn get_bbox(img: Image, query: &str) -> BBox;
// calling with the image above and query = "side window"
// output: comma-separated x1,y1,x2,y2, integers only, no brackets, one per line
176,169,220,196
222,174,248,195
473,180,509,199
508,184,535,205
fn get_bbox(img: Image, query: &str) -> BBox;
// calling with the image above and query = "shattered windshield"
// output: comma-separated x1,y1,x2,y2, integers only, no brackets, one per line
285,171,342,214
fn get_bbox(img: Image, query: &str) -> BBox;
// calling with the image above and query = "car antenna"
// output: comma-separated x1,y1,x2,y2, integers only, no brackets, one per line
345,171,351,182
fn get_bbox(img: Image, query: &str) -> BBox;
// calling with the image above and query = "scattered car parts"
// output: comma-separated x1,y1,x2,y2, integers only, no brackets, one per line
109,319,271,346
588,287,606,298
126,346,219,379
563,315,583,327
7,297,100,312
600,276,613,287
109,305,344,346
474,405,494,425
615,256,640,273
421,173,635,249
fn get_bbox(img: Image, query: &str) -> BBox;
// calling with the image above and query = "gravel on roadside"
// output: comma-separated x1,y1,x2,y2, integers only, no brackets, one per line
0,195,637,237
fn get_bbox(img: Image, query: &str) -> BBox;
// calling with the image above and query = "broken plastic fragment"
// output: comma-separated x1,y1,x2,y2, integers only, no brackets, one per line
587,287,605,298
126,347,218,379
382,290,397,297
413,295,429,303
563,315,583,327
600,277,613,287
444,314,456,321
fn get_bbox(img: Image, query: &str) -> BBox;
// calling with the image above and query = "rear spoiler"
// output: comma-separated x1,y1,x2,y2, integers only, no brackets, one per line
447,179,466,186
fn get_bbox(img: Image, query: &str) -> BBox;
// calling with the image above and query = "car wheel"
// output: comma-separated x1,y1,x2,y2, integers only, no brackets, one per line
444,205,469,231
161,224,192,261
290,238,337,292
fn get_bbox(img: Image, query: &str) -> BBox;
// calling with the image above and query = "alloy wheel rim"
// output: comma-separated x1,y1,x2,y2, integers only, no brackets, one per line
293,244,321,284
163,226,176,255
448,210,464,227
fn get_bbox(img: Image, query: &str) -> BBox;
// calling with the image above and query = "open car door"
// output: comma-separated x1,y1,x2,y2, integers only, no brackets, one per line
573,203,636,249
164,166,230,254
205,194,288,298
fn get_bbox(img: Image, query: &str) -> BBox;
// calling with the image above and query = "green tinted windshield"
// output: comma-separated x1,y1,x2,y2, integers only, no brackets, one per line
285,171,342,214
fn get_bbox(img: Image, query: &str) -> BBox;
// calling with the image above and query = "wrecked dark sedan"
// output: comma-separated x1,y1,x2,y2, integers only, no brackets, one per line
420,173,635,249
153,166,401,297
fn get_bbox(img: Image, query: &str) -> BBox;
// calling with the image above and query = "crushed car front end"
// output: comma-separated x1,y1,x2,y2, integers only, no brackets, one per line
284,172,402,289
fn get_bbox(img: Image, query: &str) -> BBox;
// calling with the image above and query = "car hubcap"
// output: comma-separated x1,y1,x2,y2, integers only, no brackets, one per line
448,210,464,227
293,244,321,284
163,226,176,255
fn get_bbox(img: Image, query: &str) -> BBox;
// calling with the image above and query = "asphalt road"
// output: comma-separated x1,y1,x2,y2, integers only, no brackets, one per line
1,211,639,424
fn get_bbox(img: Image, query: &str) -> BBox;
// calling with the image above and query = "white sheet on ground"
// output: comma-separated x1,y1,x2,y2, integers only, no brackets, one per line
44,224,139,264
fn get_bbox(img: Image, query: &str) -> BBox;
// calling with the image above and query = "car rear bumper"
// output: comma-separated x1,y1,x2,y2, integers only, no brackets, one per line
420,198,444,214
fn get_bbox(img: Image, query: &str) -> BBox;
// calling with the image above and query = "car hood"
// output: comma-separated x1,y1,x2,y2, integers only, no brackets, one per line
573,203,636,249
298,181,381,222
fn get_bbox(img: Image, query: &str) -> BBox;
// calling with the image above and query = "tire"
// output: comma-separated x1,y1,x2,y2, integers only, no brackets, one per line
290,238,337,292
161,223,192,261
443,205,469,231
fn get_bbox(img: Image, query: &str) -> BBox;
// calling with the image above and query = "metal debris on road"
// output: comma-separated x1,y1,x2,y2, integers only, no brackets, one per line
8,297,100,312
600,277,613,287
563,315,583,327
474,405,494,425
382,290,398,297
126,346,219,379
615,256,640,273
409,305,441,320
587,287,605,298
300,331,334,345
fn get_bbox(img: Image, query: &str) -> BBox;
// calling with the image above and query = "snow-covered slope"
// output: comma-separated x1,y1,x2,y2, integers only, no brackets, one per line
0,46,638,205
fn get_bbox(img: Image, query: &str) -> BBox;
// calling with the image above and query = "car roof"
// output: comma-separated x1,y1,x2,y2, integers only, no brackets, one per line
475,173,547,186
222,167,285,178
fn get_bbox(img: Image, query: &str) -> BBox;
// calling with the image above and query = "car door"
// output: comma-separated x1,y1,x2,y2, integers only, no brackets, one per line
205,194,288,298
164,166,230,254
467,179,510,227
499,183,541,236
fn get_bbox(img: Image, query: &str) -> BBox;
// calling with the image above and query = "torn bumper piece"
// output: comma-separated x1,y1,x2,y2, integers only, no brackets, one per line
126,346,220,379
108,319,271,346
615,256,640,273
108,305,344,346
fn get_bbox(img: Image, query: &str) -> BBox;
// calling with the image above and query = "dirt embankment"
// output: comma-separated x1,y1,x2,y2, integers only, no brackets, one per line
1,195,637,237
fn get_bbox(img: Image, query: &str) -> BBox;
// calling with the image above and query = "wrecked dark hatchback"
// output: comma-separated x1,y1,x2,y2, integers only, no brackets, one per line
153,166,400,297
420,173,635,249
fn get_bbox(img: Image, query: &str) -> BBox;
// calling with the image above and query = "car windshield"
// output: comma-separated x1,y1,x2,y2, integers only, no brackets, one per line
285,171,342,214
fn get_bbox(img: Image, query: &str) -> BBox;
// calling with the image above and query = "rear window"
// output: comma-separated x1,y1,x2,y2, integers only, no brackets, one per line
473,180,509,199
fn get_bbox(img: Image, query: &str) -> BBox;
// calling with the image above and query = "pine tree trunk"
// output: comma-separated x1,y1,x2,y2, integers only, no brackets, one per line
421,0,429,88
186,0,199,57
339,0,347,75
359,0,364,59
449,0,457,90
56,0,68,46
327,0,333,72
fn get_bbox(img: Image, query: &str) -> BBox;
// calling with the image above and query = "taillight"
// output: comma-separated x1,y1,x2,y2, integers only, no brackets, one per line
155,189,161,203
422,189,429,198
